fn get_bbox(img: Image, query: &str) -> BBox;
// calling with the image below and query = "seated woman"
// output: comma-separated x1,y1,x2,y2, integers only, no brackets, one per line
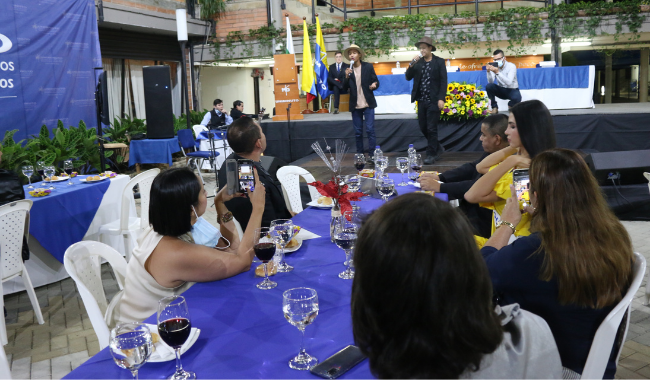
464,99,556,245
116,167,265,323
481,148,633,378
352,193,562,379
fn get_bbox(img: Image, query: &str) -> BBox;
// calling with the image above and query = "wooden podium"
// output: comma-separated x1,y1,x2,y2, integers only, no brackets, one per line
273,54,303,121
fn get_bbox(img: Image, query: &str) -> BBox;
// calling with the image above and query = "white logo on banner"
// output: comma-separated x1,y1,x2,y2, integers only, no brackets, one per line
0,34,13,54
282,85,290,96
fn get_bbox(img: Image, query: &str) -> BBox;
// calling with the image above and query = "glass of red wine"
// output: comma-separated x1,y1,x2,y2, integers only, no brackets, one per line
64,159,74,186
254,227,278,290
353,153,365,175
36,161,46,180
157,296,195,380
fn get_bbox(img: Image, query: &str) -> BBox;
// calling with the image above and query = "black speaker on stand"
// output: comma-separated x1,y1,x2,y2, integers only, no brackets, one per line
94,69,110,172
143,66,175,139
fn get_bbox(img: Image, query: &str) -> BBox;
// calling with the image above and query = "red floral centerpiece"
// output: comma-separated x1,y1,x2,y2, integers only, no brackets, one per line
308,179,364,217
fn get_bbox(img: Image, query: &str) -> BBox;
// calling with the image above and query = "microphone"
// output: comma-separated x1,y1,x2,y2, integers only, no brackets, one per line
349,59,354,67
411,54,423,66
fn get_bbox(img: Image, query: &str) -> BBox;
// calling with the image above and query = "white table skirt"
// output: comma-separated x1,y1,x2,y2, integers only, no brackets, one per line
199,139,232,171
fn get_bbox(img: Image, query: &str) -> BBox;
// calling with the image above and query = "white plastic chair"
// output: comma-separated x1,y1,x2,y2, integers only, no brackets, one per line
0,200,44,345
192,124,207,138
98,169,160,261
644,172,649,194
581,252,646,379
0,344,10,379
276,166,320,214
64,241,127,350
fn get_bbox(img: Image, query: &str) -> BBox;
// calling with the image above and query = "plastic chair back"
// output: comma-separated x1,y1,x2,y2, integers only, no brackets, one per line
644,172,649,194
0,344,10,379
121,169,160,231
0,200,33,280
192,124,207,138
581,252,646,379
177,129,197,150
276,166,320,213
64,241,128,350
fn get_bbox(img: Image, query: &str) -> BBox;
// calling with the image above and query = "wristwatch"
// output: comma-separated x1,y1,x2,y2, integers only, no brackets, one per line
496,220,516,233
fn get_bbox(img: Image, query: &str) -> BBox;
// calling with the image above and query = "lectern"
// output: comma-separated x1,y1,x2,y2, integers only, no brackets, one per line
273,54,303,121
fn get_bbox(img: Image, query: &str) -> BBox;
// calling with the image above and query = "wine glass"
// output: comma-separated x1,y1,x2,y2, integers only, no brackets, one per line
334,211,358,279
283,288,319,370
345,174,361,193
254,227,278,290
353,153,365,175
44,166,56,190
109,322,153,380
270,219,294,273
36,161,46,179
374,156,388,177
396,157,409,186
158,296,195,380
410,154,423,176
22,165,34,189
376,177,395,203
64,159,74,186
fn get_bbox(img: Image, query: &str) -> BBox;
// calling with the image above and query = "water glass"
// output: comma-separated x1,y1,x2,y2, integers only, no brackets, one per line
283,288,319,370
334,211,358,279
345,175,361,193
375,156,388,177
376,177,395,202
109,322,153,380
44,166,56,189
353,153,365,175
158,296,195,380
253,227,278,290
64,159,74,185
396,157,409,186
270,219,294,272
22,165,34,189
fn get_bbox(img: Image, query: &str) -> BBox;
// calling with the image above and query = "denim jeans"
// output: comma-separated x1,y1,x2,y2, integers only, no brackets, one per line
486,83,522,108
351,107,376,154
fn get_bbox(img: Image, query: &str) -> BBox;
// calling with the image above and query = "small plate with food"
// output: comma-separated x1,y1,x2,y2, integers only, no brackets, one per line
44,176,69,182
80,175,110,183
307,196,334,208
282,236,303,253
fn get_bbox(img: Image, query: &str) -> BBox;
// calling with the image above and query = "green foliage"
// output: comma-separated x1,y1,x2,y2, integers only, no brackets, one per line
198,0,226,20
0,130,30,172
103,115,147,144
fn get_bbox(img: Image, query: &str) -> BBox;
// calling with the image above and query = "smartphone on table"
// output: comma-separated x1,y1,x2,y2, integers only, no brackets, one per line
512,168,530,206
310,345,366,379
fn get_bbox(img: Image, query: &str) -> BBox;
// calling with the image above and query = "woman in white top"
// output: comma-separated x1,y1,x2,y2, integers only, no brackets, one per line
116,167,265,323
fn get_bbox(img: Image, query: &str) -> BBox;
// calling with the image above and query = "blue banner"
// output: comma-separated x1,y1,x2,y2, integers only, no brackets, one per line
314,44,331,100
0,0,102,142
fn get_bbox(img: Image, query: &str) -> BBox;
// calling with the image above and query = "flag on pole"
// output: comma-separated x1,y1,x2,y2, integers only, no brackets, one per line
314,16,331,100
301,19,317,104
284,16,294,55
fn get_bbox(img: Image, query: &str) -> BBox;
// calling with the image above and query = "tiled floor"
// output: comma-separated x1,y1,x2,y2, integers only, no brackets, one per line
4,166,650,379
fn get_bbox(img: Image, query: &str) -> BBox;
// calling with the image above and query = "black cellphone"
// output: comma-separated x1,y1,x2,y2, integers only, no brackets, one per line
226,159,255,194
309,345,366,379
512,168,530,204
488,62,499,67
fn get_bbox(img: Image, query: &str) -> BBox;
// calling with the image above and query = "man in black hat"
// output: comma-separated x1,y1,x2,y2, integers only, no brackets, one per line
405,36,447,165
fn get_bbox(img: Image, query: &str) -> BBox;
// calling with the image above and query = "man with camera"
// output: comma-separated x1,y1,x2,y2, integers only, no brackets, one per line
486,49,521,114
405,36,447,165
217,117,292,230
201,98,233,128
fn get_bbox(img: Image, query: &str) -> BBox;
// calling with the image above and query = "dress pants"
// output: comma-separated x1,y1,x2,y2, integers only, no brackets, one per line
331,86,345,109
351,107,376,155
417,98,443,157
486,83,522,108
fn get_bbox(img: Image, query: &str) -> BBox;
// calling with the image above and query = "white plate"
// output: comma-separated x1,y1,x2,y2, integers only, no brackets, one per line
80,176,110,183
283,238,303,253
145,324,201,363
307,199,334,208
44,177,70,182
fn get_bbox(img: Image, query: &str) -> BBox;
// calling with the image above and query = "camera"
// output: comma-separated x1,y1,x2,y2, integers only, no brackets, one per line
226,159,255,194
488,62,499,68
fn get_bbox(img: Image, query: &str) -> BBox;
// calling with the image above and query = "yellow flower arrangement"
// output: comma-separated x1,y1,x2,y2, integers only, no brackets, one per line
447,84,455,91
445,96,452,102
441,81,489,121
455,94,461,100
459,85,466,91
471,99,476,104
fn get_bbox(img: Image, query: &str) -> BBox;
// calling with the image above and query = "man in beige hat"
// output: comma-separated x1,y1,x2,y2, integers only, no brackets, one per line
343,44,380,161
405,36,447,165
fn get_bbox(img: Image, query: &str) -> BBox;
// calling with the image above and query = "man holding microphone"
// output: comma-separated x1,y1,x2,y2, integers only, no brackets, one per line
405,36,447,165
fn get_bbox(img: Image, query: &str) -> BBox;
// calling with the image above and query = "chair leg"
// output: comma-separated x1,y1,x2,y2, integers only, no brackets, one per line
195,159,205,184
0,282,7,345
123,233,133,262
20,265,44,325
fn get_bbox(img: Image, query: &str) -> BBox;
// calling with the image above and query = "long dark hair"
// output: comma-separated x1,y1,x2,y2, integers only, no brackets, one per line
509,99,556,158
352,194,503,378
149,167,201,236
530,149,633,308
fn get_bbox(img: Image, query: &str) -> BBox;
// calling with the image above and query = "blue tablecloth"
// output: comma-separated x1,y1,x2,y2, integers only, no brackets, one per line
374,66,591,96
25,176,111,262
128,137,181,167
196,130,227,141
65,173,446,379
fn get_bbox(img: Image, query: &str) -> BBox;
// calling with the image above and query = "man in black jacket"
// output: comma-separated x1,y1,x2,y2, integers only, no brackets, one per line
405,36,448,165
419,114,509,238
217,117,292,230
328,51,348,114
230,100,245,120
200,99,233,128
343,44,380,160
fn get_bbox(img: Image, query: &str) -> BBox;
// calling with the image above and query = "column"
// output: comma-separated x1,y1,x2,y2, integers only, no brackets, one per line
640,48,649,103
605,54,613,104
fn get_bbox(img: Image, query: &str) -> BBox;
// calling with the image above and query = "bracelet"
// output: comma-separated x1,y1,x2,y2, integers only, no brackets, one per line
219,211,233,224
496,220,516,233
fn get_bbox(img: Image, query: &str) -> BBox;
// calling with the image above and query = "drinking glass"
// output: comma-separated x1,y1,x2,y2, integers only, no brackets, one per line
44,166,56,190
64,159,74,185
410,154,423,175
345,175,361,193
158,296,195,380
334,211,358,279
270,219,294,272
353,153,365,175
36,161,46,179
22,165,34,189
283,288,319,370
109,322,153,380
376,177,395,203
375,156,388,177
253,227,277,290
396,157,409,186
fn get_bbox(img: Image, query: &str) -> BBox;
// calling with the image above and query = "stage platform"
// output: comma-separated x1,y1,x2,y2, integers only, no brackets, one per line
261,103,650,164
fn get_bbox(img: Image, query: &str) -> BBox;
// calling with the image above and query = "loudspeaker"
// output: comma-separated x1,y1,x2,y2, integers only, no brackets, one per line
97,71,110,126
143,66,174,139
585,150,650,185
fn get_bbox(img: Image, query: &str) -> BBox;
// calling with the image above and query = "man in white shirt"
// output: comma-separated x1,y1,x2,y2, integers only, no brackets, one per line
486,49,522,114
201,98,233,128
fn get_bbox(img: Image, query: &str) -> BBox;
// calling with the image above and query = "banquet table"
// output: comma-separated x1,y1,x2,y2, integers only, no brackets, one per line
65,173,447,379
4,175,135,294
196,130,232,171
128,137,181,168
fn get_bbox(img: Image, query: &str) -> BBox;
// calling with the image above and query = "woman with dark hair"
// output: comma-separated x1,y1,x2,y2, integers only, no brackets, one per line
465,99,556,244
116,167,265,323
481,148,633,378
352,193,562,379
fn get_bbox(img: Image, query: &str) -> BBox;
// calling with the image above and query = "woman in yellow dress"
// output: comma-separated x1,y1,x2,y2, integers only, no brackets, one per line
464,100,556,246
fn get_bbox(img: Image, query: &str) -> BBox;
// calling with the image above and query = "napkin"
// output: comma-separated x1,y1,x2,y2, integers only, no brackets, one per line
145,323,199,361
296,228,320,240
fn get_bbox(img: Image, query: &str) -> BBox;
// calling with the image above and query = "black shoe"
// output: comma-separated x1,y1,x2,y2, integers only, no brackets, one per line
333,108,339,114
424,156,435,165
432,147,445,161
366,156,374,164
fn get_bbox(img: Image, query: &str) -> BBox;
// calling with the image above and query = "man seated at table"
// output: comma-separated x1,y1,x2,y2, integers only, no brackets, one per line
486,49,521,114
230,100,245,120
217,117,293,230
419,114,509,238
201,98,233,128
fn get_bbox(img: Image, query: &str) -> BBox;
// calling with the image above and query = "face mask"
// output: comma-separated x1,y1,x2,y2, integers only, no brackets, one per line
497,60,504,68
191,207,229,249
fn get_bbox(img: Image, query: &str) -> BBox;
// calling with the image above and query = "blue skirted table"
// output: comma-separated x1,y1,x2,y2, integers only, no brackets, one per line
128,137,181,172
65,173,446,379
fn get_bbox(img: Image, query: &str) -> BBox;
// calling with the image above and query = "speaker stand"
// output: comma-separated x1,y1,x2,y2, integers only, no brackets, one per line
94,67,107,173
